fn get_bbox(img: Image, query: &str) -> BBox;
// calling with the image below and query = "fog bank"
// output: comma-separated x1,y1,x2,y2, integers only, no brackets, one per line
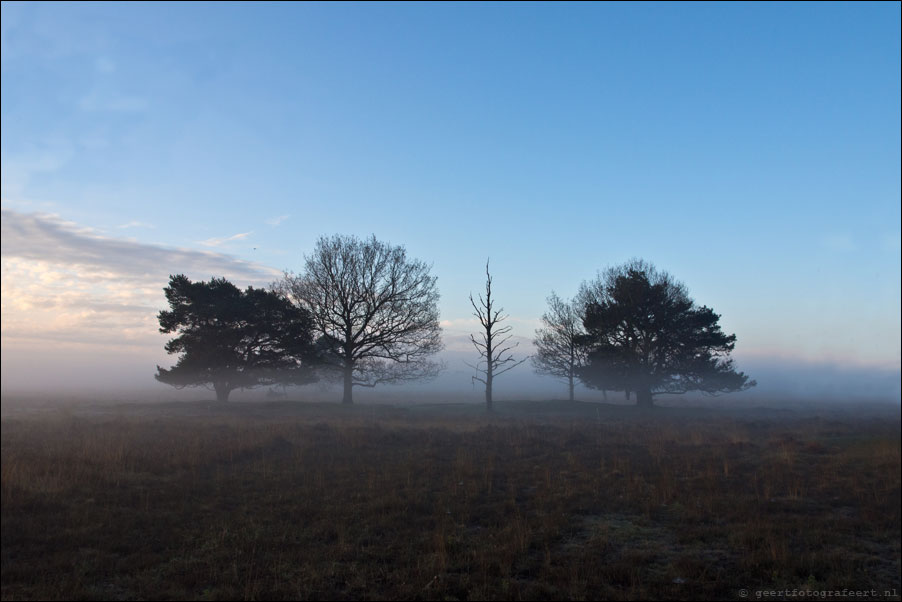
1,341,898,405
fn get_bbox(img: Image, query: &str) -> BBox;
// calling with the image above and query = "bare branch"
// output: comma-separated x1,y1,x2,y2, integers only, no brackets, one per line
531,291,589,400
493,355,530,378
468,259,527,409
277,235,444,403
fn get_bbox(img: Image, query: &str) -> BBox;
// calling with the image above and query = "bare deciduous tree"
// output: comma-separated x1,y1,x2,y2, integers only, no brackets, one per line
467,260,527,411
532,292,587,402
277,234,443,404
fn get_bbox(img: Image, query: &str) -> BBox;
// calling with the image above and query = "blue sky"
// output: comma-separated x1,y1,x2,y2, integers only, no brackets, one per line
1,2,900,394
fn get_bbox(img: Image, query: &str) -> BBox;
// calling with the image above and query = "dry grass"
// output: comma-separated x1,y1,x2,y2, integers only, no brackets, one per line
2,399,900,600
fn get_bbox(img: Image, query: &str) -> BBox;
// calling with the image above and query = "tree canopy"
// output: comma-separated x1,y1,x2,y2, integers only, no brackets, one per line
156,275,319,401
532,292,586,402
277,234,443,404
577,260,754,407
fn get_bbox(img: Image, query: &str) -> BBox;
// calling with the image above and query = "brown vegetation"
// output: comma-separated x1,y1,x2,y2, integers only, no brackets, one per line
2,400,900,600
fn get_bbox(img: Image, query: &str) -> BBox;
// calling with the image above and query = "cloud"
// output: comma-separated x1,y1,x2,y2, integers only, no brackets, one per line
2,211,275,281
265,214,290,226
441,332,535,354
882,232,902,253
0,146,73,198
440,315,541,335
821,233,856,252
199,231,253,247
1,210,281,351
79,91,149,112
116,220,154,229
79,135,110,151
94,56,116,73
439,317,482,332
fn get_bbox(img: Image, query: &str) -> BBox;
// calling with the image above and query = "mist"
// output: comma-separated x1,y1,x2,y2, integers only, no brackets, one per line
3,3,900,600
2,338,898,406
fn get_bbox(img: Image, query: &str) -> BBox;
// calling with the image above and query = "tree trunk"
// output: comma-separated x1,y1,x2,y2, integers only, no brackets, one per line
568,376,574,402
342,364,354,404
214,382,230,402
485,329,493,411
636,388,654,408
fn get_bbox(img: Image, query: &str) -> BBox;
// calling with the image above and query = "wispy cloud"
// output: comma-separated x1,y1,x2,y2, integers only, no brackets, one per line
1,210,280,350
79,135,110,151
439,317,482,332
0,146,73,198
94,56,116,73
199,232,253,247
265,214,290,226
882,232,901,253
440,316,542,335
117,220,154,229
1,210,276,283
442,333,535,354
821,233,856,252
79,90,149,113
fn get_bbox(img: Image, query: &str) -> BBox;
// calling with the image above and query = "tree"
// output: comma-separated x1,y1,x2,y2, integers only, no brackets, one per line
577,259,754,407
277,234,443,404
155,275,318,402
467,260,528,411
532,292,587,402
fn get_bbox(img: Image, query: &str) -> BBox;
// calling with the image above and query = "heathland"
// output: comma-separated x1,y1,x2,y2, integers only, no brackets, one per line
2,398,899,600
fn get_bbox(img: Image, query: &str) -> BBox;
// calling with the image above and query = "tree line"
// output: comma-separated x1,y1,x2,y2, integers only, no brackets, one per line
156,234,754,407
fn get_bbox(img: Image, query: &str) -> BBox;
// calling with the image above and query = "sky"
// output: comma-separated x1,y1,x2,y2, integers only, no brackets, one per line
1,2,900,399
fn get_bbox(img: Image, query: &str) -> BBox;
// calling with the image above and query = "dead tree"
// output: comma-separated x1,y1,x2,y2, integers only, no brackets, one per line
466,260,528,411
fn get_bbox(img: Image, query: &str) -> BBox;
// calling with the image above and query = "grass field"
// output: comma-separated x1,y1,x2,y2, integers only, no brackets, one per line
2,398,900,600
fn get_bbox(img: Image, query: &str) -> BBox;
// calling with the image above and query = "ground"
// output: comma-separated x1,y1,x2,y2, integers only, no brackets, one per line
1,398,900,600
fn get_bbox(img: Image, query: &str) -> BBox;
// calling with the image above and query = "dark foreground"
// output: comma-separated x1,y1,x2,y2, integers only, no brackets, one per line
2,399,900,601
